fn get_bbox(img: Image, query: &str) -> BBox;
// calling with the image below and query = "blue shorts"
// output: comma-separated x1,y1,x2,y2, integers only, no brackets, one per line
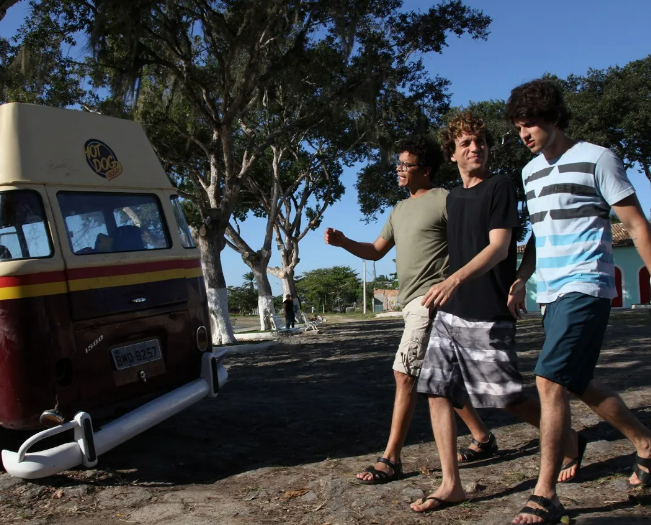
535,292,611,395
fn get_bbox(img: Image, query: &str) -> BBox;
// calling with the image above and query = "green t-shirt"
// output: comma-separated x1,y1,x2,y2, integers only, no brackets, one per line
380,188,448,306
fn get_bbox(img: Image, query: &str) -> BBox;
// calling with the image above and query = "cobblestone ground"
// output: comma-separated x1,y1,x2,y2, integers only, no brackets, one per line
1,311,650,524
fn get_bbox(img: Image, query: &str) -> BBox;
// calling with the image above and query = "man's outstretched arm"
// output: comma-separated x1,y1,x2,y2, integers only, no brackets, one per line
324,227,394,261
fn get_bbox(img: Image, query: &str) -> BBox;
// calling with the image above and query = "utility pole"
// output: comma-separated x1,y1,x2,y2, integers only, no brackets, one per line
363,260,367,314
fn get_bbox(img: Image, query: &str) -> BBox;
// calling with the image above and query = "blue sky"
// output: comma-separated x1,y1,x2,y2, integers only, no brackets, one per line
3,0,651,294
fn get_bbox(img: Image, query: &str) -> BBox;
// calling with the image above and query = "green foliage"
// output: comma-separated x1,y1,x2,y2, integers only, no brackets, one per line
552,56,651,181
295,265,362,311
227,272,258,314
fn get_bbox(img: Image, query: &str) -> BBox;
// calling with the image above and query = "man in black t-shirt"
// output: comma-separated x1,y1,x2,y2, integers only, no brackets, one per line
409,112,581,514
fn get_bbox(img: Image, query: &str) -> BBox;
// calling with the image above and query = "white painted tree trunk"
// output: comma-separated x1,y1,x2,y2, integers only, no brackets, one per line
207,287,236,345
257,294,275,330
252,263,274,331
197,230,236,346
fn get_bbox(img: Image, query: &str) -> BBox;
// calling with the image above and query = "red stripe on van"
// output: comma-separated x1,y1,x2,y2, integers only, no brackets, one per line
0,270,67,288
66,258,201,281
0,259,201,289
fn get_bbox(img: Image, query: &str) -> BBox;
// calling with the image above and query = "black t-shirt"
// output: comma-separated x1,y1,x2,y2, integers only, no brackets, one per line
441,175,520,322
283,300,294,315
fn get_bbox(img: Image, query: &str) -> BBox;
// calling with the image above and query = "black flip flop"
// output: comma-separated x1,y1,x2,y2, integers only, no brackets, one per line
411,496,467,513
559,433,587,482
357,456,403,485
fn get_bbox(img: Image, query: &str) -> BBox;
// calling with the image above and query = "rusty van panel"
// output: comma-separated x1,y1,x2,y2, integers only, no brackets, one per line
0,291,76,430
66,259,198,321
73,309,196,409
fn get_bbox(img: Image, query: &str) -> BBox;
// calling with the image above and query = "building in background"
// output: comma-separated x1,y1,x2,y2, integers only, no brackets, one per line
517,223,650,312
373,289,399,313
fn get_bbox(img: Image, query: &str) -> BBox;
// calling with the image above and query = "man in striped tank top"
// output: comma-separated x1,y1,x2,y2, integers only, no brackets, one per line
507,79,651,524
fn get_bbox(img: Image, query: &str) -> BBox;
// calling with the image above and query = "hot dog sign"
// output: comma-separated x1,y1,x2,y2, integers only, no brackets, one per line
84,139,123,180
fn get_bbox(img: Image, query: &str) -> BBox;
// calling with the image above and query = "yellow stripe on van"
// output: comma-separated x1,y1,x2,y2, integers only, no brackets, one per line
0,281,68,300
68,268,195,292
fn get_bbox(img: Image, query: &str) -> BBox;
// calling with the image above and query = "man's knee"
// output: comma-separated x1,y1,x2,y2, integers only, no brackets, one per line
428,394,452,412
536,375,567,398
394,369,417,389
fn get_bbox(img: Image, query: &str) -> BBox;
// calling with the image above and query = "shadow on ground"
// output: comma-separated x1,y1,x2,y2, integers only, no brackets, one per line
48,312,649,489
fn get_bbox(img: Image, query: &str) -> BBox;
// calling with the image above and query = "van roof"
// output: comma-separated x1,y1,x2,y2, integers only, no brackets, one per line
0,103,174,190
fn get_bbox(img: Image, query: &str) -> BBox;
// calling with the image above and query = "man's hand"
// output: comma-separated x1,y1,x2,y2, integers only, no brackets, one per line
507,279,527,319
421,276,461,309
324,227,346,247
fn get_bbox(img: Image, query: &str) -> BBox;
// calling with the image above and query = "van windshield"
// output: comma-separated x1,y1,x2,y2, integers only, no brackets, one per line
57,192,171,254
0,190,53,261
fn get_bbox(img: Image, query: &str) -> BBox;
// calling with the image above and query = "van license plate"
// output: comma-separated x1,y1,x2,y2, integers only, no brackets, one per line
111,340,161,370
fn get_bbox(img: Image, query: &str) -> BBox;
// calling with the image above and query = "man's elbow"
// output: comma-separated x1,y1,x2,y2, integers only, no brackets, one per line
495,244,510,262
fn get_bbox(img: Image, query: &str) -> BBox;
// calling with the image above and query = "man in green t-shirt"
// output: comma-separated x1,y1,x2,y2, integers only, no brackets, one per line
325,135,496,484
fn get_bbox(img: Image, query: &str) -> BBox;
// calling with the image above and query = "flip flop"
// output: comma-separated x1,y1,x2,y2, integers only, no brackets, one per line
357,456,403,485
410,496,467,513
559,433,587,483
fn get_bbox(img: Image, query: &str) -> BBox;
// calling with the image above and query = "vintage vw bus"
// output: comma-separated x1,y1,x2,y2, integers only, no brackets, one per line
0,103,227,479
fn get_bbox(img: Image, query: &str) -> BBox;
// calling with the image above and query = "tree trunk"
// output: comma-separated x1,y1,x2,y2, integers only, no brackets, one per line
196,229,236,345
281,269,301,317
251,258,274,331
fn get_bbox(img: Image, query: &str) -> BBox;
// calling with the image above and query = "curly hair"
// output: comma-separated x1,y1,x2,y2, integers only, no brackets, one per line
505,79,571,129
396,135,444,180
440,111,493,161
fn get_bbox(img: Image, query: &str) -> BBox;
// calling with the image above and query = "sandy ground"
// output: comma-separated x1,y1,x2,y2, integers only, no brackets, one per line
1,311,650,524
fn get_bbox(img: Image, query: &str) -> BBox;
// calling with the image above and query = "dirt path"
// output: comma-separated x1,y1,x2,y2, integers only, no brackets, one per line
1,312,650,524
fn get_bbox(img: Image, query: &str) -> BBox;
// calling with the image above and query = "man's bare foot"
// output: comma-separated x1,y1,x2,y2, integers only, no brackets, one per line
558,430,586,483
410,484,466,513
512,493,563,524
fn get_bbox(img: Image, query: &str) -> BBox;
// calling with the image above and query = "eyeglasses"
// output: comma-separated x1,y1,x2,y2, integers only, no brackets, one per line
396,161,422,171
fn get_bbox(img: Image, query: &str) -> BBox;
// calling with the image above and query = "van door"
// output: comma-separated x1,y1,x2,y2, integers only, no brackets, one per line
46,188,200,412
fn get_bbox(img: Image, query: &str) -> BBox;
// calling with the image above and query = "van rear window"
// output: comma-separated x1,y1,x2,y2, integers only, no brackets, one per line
0,190,53,261
57,192,171,255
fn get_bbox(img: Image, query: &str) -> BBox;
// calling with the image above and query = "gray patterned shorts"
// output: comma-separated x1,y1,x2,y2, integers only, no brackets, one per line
417,311,524,408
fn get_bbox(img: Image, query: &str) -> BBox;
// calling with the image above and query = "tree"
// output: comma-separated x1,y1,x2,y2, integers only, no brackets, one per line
13,0,491,344
557,56,651,186
227,272,258,314
296,266,361,312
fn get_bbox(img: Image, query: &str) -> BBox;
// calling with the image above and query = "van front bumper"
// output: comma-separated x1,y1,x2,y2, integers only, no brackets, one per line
2,350,228,479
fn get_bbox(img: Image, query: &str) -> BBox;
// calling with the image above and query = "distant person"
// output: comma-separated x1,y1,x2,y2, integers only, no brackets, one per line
283,294,296,329
325,135,496,486
506,79,651,524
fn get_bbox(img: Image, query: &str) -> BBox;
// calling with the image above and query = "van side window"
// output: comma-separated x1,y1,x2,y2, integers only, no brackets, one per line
0,190,53,261
170,196,196,248
57,192,171,254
